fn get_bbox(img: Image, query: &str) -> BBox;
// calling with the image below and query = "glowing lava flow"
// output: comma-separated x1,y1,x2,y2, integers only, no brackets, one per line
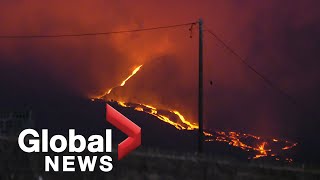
120,65,143,86
93,65,143,99
110,101,297,162
90,64,297,162
116,101,198,130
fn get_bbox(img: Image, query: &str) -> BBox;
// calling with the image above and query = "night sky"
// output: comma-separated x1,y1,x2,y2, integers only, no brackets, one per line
0,1,319,160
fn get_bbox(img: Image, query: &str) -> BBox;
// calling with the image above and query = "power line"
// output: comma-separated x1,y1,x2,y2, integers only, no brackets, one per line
0,20,299,106
204,27,299,106
0,22,196,39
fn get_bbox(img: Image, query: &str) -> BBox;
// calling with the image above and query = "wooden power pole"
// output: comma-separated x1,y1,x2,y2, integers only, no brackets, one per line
198,18,204,154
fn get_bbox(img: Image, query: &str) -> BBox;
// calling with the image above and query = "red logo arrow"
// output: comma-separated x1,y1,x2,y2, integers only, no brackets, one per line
106,104,141,160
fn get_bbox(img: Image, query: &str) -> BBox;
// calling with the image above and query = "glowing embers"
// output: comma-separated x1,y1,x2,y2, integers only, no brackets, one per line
253,142,268,159
205,130,297,162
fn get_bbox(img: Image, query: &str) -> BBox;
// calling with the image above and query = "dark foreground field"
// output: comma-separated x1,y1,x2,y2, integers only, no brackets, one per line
0,140,319,180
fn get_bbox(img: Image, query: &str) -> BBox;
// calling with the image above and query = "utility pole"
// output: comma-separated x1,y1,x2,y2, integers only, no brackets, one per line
198,18,204,154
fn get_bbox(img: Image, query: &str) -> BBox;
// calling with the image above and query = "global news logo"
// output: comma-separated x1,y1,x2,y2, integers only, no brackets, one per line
17,104,141,172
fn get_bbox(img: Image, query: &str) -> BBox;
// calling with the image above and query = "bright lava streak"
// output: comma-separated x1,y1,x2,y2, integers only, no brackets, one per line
93,65,143,100
120,65,143,86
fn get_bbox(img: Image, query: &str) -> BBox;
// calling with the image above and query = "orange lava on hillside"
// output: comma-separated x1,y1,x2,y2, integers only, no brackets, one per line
107,100,297,162
90,64,297,162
